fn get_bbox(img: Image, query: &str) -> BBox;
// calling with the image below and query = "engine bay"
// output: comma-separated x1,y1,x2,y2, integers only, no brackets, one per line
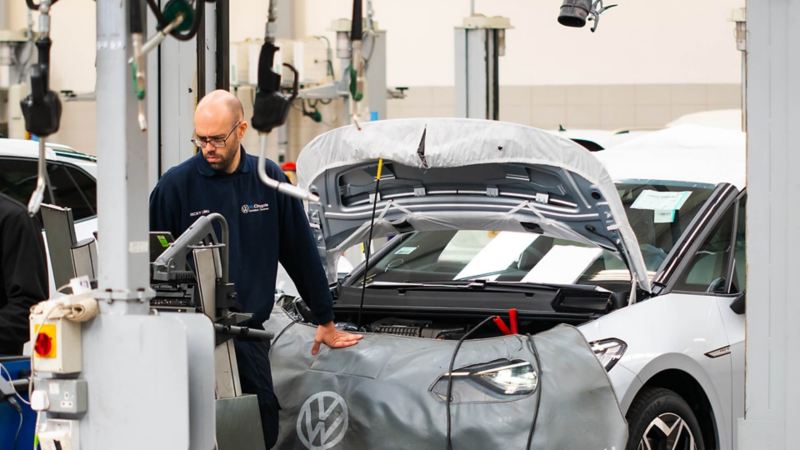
277,294,589,340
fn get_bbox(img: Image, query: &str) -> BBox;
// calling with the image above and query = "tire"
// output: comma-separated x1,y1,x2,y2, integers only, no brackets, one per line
625,387,706,450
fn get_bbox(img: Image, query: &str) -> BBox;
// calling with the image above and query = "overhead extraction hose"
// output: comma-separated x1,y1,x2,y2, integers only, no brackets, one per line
251,1,319,202
349,0,365,128
145,0,215,42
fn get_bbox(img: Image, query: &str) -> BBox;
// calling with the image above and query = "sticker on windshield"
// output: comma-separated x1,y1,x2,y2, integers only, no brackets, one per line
654,210,676,223
394,246,417,255
631,190,691,211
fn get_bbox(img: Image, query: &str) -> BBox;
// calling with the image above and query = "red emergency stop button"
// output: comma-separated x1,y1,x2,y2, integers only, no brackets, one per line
35,332,52,357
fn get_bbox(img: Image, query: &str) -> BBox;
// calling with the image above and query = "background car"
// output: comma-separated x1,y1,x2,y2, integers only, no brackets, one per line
0,139,98,294
268,119,745,450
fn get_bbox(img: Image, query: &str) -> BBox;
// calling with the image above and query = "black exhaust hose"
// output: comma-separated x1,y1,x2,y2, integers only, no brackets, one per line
257,42,281,94
251,42,290,133
558,0,592,28
20,36,62,136
351,0,363,41
129,0,143,34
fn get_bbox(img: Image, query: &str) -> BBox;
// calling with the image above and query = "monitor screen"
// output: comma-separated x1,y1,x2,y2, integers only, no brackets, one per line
150,231,175,262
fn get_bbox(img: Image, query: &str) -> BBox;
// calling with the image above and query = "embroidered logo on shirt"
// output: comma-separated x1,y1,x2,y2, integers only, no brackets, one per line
241,202,270,214
189,209,210,217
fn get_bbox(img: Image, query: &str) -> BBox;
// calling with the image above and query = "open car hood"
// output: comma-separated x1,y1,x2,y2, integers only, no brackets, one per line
297,118,651,292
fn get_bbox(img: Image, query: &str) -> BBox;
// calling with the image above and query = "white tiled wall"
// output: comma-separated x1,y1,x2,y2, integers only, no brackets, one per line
55,83,741,160
389,83,742,131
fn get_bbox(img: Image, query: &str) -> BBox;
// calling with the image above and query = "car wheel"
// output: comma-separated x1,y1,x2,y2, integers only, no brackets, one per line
626,387,705,450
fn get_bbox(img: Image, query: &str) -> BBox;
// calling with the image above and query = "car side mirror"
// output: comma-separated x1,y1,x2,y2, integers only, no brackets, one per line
729,292,745,315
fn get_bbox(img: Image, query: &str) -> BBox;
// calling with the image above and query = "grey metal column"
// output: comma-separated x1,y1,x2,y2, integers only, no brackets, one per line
96,0,150,310
738,1,800,449
365,30,387,120
146,3,160,189
74,3,217,448
454,17,509,120
78,2,213,450
157,15,197,175
198,1,223,96
0,0,8,28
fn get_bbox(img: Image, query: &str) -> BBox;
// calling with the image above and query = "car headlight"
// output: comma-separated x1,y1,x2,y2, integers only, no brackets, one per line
473,360,539,395
589,338,627,371
431,359,538,402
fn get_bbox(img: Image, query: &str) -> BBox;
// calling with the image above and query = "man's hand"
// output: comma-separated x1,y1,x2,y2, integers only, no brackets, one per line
311,321,363,356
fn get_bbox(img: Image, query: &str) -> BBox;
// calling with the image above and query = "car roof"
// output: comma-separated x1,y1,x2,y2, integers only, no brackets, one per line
0,138,97,176
666,109,742,131
594,124,746,189
548,128,653,151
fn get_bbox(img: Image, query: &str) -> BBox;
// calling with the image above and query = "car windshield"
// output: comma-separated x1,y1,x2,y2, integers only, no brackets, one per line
363,180,715,285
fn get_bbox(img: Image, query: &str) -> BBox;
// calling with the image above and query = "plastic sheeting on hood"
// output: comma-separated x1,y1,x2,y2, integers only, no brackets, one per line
296,118,651,292
265,306,628,450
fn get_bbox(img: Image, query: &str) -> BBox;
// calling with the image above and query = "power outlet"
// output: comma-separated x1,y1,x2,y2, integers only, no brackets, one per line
36,379,88,416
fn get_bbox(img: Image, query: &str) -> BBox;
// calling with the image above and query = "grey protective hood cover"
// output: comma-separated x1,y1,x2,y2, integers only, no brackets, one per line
297,118,650,292
265,306,628,450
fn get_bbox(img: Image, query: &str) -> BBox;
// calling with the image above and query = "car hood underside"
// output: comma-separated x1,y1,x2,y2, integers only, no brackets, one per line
297,118,650,292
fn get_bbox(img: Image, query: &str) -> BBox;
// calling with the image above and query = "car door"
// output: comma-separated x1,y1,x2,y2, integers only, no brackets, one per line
716,194,746,449
0,156,97,227
45,161,98,241
668,192,745,449
0,156,98,294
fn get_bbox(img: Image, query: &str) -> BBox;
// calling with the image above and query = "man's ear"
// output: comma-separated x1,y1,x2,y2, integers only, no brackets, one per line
238,120,249,138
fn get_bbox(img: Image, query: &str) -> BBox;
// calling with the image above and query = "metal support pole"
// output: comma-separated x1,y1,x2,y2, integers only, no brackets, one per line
156,7,197,177
738,1,800,449
77,4,215,449
365,30,387,120
732,7,746,131
215,0,229,90
454,17,509,120
96,0,151,310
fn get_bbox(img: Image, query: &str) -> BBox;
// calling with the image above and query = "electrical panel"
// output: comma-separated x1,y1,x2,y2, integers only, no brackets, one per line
30,309,82,374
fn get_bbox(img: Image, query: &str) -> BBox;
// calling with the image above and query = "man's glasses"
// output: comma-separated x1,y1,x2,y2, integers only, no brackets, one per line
191,121,241,148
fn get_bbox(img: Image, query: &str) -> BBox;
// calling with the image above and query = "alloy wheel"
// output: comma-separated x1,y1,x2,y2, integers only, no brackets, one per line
637,412,697,450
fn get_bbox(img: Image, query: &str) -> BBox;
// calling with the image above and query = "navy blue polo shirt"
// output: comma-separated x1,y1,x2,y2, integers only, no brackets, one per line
149,147,334,327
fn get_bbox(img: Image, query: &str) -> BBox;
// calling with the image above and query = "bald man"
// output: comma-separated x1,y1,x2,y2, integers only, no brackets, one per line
149,90,361,447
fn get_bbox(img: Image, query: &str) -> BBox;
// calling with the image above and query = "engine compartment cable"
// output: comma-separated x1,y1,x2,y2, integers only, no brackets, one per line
525,334,544,449
356,158,384,326
445,315,495,450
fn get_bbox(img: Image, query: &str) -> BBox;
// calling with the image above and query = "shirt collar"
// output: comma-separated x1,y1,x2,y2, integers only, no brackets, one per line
195,145,251,177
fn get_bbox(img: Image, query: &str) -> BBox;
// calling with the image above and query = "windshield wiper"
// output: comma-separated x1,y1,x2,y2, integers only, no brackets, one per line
363,281,461,289
362,279,559,293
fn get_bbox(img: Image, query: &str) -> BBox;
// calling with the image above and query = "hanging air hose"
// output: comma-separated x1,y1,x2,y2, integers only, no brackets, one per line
21,0,61,217
301,100,323,123
145,0,212,42
348,0,365,128
129,0,216,130
251,0,320,202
